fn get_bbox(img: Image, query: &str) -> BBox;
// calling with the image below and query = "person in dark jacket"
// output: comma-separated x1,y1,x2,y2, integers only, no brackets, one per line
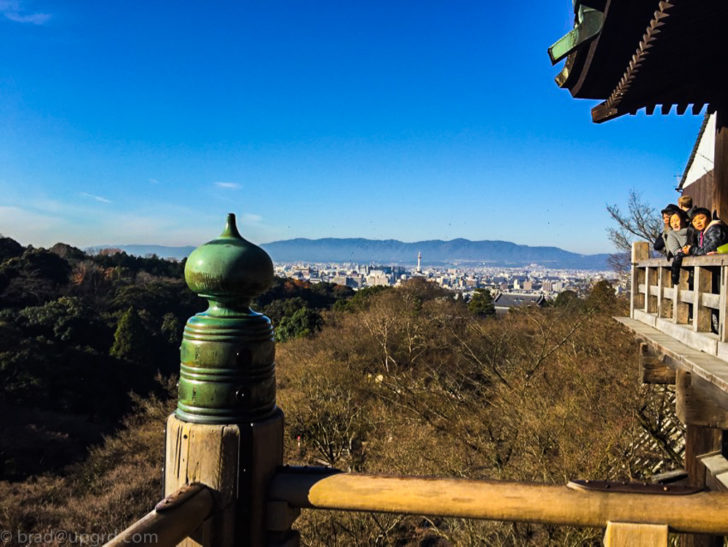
654,204,681,255
684,208,728,256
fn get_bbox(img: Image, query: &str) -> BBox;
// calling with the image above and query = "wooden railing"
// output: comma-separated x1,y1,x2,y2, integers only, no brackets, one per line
630,241,728,360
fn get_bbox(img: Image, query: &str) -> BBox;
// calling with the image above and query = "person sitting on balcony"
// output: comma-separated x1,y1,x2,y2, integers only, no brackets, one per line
678,195,696,219
666,210,693,284
654,204,681,255
683,208,728,256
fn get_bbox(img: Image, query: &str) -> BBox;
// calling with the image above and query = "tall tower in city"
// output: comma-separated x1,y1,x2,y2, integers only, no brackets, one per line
416,251,422,274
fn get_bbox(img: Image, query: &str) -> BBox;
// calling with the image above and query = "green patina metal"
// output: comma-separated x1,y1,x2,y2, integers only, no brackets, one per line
176,213,276,424
548,1,604,66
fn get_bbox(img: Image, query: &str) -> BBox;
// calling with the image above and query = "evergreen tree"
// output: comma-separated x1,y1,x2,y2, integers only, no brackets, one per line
110,306,149,363
276,307,323,342
468,288,495,317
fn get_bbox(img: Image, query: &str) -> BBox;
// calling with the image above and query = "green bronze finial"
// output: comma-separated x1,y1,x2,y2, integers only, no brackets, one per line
177,213,276,424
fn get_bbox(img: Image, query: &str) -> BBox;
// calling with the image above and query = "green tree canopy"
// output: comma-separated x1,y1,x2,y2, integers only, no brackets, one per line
110,307,151,363
468,288,496,317
276,307,324,342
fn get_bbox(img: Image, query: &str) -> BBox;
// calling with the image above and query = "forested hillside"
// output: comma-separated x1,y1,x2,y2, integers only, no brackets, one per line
0,236,350,480
0,251,681,545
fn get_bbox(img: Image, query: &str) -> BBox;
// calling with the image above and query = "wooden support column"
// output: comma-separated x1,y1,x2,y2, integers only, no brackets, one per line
638,343,675,384
676,370,726,547
694,267,712,332
631,242,649,318
713,108,728,220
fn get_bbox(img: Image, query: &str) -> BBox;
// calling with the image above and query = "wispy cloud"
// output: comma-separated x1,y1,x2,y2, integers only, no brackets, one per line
148,178,160,184
80,192,111,204
240,213,262,224
0,1,51,25
214,181,241,189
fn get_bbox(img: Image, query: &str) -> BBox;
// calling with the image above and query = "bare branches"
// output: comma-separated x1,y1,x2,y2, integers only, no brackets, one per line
606,190,662,253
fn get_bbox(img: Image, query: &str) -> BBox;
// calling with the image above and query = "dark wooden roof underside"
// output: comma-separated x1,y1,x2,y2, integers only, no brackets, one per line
591,0,728,123
559,0,728,123
560,0,658,99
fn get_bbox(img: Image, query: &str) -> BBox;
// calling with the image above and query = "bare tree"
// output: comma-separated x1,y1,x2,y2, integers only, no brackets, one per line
606,190,663,274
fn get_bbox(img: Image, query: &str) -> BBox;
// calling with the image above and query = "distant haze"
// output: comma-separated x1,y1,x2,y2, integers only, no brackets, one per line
87,238,611,270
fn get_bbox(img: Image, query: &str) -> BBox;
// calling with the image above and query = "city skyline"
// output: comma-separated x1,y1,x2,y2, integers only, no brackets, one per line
0,1,703,254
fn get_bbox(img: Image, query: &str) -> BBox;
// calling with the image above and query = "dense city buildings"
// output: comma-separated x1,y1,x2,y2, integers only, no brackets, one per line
274,260,621,301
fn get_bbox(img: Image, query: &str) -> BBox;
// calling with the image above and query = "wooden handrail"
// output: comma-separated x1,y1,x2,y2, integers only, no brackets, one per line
104,483,215,547
269,468,728,535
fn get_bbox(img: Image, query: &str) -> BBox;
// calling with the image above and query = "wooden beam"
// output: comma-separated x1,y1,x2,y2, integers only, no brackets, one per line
604,522,668,547
639,343,675,384
676,371,728,428
269,469,728,535
106,484,215,547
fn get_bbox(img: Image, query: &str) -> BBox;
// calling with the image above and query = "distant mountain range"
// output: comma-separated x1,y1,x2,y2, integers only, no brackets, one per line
87,238,611,270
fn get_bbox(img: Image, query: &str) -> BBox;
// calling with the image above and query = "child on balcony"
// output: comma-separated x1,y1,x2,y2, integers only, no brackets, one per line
683,208,728,256
666,210,692,284
654,204,681,256
678,195,696,219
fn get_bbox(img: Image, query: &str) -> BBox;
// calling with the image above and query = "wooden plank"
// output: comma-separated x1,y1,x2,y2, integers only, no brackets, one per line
655,318,717,355
639,343,676,384
633,309,657,328
680,290,696,305
604,522,668,547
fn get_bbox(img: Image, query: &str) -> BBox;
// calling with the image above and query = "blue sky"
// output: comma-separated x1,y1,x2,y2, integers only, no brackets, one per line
0,1,702,254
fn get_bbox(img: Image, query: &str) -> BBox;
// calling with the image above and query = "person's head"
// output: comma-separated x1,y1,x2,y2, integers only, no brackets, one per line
690,207,711,231
670,211,687,231
661,204,680,224
678,195,693,211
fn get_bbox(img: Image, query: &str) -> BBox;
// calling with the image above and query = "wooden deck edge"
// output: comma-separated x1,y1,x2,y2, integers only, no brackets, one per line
614,317,728,393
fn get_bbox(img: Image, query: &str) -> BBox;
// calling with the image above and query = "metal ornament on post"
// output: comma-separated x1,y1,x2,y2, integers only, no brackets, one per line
165,213,290,547
177,212,276,424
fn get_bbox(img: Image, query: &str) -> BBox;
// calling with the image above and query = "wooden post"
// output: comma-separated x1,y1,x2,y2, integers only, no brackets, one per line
163,214,295,547
646,266,658,314
694,267,712,332
713,108,728,220
638,343,675,384
676,370,726,547
676,267,691,325
631,242,649,318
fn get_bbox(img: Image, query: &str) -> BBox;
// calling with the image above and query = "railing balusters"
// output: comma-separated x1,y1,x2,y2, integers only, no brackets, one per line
694,266,712,332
